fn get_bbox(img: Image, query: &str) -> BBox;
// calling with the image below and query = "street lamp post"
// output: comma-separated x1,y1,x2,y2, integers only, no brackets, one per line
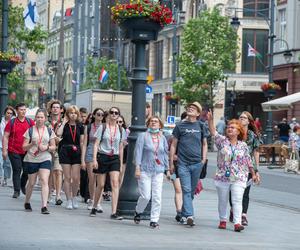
0,0,9,115
230,0,292,144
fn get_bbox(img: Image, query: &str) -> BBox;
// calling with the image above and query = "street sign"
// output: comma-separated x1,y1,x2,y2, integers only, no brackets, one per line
167,115,175,124
146,85,152,93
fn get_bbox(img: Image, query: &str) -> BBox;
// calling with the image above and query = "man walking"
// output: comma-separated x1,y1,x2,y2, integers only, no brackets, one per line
2,103,34,198
170,102,208,226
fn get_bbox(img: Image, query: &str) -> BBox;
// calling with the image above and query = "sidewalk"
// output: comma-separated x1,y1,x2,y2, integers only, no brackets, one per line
0,176,299,249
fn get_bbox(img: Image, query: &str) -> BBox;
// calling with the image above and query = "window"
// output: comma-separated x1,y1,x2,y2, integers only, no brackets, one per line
152,94,162,117
278,9,287,49
242,29,268,73
154,40,163,80
243,0,269,18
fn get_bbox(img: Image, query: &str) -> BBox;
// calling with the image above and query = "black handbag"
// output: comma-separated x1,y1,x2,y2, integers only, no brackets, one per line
200,159,208,179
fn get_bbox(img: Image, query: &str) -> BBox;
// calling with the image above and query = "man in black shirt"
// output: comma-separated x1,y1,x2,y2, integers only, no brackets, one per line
276,118,290,142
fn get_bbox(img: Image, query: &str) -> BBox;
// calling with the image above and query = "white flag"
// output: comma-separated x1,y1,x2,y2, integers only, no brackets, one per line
23,0,39,30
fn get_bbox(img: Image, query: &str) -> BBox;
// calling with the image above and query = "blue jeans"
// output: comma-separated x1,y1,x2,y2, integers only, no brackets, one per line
178,162,203,217
0,147,12,179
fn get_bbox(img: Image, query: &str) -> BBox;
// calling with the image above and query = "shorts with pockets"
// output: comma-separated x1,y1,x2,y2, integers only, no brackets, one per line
93,153,120,174
25,160,52,174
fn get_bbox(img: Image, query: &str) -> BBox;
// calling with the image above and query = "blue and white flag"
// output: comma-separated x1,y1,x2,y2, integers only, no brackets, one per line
23,0,39,30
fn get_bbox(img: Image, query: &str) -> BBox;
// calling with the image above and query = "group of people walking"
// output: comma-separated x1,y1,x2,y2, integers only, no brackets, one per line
0,99,261,232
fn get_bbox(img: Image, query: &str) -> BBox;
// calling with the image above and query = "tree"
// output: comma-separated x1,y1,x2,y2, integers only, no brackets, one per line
174,8,239,107
0,3,48,105
81,56,130,91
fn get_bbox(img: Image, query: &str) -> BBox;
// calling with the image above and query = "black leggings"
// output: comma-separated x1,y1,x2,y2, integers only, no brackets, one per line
8,153,27,192
229,173,252,214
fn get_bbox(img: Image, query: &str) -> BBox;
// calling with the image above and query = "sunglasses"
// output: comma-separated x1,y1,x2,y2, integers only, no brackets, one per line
239,116,248,120
150,120,159,123
96,113,103,117
117,120,123,124
6,112,13,115
109,111,119,115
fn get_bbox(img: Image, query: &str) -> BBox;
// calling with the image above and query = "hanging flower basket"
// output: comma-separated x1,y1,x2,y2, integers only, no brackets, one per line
0,52,21,74
165,94,180,104
111,0,174,41
261,82,281,98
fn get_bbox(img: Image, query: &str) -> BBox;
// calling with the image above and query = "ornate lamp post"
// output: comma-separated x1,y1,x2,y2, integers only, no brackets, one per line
112,1,173,218
229,0,292,144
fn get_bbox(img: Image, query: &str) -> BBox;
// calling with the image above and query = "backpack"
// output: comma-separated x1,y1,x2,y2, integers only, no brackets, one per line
10,117,31,128
28,126,52,143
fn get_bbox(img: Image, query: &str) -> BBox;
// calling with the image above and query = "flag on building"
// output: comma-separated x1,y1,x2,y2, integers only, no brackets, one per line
23,0,39,30
99,67,109,83
247,43,262,58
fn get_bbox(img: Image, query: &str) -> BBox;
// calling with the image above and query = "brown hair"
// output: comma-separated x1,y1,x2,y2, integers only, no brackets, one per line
146,115,164,129
240,111,259,136
47,99,61,114
226,119,247,141
65,105,81,122
4,106,16,116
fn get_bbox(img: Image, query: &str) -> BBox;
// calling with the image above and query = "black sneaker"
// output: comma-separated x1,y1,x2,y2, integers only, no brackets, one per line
24,203,32,212
55,199,63,206
12,191,20,199
41,207,50,214
110,213,123,220
150,222,159,229
134,212,141,224
90,208,97,217
103,193,111,201
175,212,182,222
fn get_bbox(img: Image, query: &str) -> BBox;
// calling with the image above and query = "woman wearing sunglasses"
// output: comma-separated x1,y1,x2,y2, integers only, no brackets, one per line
228,111,261,226
133,116,169,229
207,111,257,232
90,107,126,220
81,108,105,211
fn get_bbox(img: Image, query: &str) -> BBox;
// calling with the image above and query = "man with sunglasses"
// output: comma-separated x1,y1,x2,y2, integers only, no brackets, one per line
170,102,208,227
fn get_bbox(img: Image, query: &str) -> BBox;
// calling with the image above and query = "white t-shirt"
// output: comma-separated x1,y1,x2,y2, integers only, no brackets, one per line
23,126,56,163
94,124,126,155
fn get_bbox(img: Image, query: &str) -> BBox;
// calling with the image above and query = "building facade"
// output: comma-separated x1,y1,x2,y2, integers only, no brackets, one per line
272,0,300,121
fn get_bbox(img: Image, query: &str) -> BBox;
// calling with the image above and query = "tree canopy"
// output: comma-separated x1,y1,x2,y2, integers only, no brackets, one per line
81,56,130,91
174,8,239,107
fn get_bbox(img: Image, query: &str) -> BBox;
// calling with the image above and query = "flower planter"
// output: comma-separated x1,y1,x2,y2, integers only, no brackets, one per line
264,89,277,98
0,60,16,74
120,17,162,42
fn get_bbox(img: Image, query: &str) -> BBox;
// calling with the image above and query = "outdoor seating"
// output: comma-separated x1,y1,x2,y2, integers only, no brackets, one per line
259,143,289,166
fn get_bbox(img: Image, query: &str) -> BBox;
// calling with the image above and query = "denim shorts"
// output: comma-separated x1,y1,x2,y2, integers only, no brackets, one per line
25,160,52,174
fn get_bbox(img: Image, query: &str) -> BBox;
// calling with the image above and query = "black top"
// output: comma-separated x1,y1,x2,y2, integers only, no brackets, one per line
60,122,84,145
278,123,290,137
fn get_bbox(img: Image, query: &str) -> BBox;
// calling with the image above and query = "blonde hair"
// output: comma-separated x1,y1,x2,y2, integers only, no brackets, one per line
65,105,81,122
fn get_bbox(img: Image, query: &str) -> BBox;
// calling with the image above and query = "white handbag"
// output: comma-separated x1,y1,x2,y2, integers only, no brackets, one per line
284,151,299,174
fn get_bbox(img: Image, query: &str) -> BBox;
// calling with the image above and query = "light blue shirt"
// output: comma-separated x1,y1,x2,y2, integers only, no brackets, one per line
134,132,169,174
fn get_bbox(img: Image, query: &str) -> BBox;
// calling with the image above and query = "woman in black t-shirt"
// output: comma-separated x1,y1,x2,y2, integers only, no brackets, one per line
57,105,84,210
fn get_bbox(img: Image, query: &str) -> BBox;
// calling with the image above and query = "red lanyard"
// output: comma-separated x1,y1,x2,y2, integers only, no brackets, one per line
150,133,160,158
109,124,117,151
69,124,77,144
51,115,60,132
36,126,45,146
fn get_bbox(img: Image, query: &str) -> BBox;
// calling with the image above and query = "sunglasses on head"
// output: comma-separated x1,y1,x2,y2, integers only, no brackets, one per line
109,111,119,115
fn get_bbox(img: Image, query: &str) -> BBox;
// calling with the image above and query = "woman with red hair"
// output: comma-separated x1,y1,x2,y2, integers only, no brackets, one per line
207,112,257,232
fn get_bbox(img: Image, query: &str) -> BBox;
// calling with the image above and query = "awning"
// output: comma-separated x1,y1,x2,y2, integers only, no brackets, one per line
261,92,300,111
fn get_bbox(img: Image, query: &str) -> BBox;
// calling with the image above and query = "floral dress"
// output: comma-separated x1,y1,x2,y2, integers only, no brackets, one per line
214,132,254,185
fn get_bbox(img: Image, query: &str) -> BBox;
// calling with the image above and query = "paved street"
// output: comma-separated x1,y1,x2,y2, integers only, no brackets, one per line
0,152,299,250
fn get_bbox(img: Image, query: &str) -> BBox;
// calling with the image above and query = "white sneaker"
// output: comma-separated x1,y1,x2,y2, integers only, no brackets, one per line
66,200,73,210
96,204,103,213
72,197,79,209
87,200,93,210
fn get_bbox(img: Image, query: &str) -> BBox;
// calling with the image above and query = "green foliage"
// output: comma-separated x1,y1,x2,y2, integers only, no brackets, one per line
82,56,130,91
174,8,239,106
0,3,48,104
